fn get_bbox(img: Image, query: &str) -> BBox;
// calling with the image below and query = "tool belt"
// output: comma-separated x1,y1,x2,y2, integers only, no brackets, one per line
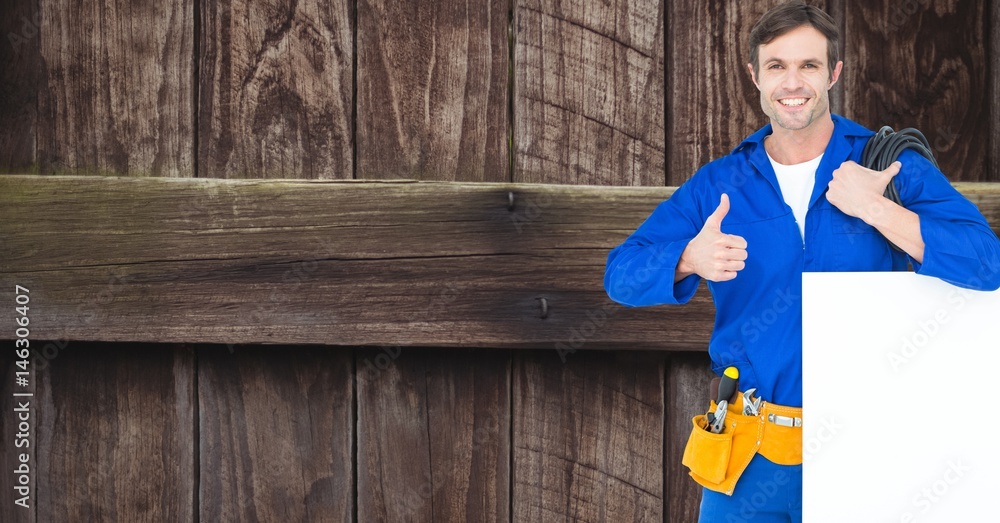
681,392,802,496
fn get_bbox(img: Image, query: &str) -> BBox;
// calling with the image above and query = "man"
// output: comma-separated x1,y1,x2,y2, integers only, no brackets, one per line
604,2,1000,521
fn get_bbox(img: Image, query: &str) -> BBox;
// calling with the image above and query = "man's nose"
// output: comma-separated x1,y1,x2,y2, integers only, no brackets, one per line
780,68,805,90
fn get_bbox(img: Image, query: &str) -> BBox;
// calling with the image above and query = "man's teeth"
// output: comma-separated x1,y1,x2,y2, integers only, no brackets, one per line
779,98,807,106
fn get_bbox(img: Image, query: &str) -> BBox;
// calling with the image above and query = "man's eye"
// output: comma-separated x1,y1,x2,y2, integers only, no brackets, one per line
769,64,782,70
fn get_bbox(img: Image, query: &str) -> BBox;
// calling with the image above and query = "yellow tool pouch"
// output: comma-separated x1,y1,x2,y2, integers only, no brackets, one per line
681,394,802,495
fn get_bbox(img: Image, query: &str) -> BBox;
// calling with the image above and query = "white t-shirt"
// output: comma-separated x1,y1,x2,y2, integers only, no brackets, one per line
767,151,822,242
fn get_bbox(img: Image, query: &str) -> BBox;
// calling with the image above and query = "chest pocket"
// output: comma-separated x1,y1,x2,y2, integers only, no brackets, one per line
814,208,893,270
721,213,802,281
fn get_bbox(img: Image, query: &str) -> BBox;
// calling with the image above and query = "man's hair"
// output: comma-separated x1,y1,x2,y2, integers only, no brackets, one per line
748,1,839,77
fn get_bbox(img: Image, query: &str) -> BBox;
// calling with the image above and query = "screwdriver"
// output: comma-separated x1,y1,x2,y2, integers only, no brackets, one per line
707,366,739,433
717,366,739,404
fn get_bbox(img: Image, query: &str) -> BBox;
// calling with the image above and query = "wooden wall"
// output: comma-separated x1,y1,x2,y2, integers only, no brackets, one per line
2,0,998,521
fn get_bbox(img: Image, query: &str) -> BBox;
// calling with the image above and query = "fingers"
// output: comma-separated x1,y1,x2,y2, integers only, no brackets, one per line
708,263,745,282
705,235,747,281
704,193,730,230
719,234,747,251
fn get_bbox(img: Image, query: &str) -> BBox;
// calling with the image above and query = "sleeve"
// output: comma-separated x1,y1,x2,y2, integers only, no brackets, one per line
604,179,707,307
895,149,1000,291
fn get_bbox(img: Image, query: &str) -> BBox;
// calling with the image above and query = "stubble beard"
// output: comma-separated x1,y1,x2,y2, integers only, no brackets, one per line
762,90,830,132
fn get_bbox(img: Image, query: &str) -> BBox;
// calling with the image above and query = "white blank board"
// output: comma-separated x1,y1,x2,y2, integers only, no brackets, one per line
803,272,1000,522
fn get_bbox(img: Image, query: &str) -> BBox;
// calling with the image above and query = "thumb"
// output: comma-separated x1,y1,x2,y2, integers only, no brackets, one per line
882,161,902,179
705,193,730,230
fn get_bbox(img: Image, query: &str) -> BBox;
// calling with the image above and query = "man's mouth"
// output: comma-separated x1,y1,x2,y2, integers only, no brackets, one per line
778,98,809,107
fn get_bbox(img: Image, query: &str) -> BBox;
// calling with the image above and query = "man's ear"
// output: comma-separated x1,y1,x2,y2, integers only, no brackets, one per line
747,63,760,89
828,60,844,89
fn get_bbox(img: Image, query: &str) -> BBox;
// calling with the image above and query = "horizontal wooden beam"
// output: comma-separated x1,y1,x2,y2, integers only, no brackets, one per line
2,175,999,350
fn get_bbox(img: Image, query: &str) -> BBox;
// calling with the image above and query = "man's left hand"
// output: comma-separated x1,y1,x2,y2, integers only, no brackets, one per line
826,160,901,224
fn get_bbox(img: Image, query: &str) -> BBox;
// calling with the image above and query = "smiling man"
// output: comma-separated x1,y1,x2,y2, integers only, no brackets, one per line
604,1,1000,521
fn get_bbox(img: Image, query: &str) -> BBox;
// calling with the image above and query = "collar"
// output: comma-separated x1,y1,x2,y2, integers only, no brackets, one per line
734,114,875,209
731,114,873,155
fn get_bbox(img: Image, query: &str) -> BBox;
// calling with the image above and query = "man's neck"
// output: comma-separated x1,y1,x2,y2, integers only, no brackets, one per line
764,114,835,165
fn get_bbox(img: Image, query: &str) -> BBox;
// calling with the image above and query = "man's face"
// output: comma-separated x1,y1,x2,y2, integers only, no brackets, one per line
748,25,843,133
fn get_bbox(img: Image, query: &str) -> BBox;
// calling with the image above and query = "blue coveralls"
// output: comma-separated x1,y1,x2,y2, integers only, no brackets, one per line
604,115,1000,521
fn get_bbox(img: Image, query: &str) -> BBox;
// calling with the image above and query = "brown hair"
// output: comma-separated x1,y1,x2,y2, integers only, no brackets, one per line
748,1,839,77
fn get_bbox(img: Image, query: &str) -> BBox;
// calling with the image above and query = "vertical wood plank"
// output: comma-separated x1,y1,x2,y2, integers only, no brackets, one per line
357,348,510,522
991,0,999,182
37,0,194,176
198,346,353,522
514,0,665,186
35,343,195,522
667,0,811,186
827,0,845,116
0,0,39,173
513,350,664,521
664,352,713,523
842,1,988,181
356,0,510,182
1,341,36,522
199,0,353,179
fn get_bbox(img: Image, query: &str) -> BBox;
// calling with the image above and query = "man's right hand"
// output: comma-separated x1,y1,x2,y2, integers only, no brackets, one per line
675,194,748,282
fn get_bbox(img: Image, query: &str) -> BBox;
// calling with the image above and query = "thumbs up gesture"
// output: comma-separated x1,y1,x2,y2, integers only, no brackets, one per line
827,160,902,223
676,194,748,282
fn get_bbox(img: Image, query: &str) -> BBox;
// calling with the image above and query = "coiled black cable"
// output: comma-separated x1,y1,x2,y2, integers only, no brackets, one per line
860,126,939,252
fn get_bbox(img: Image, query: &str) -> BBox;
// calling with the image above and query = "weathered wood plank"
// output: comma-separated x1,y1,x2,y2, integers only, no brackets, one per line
1,344,35,522
664,353,714,523
512,350,664,521
357,0,509,182
199,0,353,179
0,0,39,173
992,0,1000,182
842,0,989,182
667,0,823,186
36,0,194,176
198,346,353,521
357,348,509,521
514,0,665,185
34,343,195,521
3,176,1000,348
0,176,711,349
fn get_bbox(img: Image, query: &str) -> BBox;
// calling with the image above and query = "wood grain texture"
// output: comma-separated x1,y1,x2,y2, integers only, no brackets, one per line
0,176,718,349
1,344,35,522
0,0,39,173
34,343,195,522
4,176,999,348
198,346,353,521
667,0,811,186
513,350,664,521
992,0,999,182
514,0,665,185
842,0,989,182
199,0,353,179
357,348,509,522
36,0,194,176
356,0,510,182
664,352,714,523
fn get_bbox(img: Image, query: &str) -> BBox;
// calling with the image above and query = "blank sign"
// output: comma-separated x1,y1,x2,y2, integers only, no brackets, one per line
803,272,1000,522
